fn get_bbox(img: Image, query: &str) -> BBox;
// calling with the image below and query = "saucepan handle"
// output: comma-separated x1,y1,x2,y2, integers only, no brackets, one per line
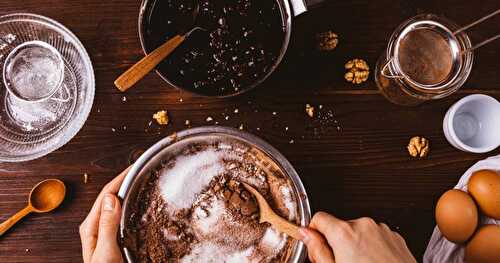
289,0,325,17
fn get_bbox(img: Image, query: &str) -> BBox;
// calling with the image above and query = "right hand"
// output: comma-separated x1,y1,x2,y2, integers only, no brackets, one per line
299,212,416,263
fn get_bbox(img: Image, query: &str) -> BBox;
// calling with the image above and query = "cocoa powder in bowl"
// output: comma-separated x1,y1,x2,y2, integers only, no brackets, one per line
121,135,301,262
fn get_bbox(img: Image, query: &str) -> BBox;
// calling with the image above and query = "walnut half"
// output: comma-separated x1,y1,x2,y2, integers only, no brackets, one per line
316,31,339,51
344,58,370,84
407,136,430,158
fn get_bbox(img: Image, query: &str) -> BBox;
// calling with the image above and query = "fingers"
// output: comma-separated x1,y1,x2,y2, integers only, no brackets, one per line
310,212,352,248
79,166,130,263
79,220,97,263
81,166,131,235
92,165,131,213
299,228,335,263
379,223,404,247
103,165,131,194
379,223,392,234
95,194,122,252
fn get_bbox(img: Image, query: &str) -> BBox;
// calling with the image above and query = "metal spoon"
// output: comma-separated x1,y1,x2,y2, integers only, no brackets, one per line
115,1,203,92
0,179,66,236
242,182,301,240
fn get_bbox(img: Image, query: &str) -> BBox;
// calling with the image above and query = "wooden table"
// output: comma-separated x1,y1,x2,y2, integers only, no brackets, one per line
0,0,499,262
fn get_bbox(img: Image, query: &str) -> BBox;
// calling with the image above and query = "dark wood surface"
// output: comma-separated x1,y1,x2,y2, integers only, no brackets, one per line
0,0,499,262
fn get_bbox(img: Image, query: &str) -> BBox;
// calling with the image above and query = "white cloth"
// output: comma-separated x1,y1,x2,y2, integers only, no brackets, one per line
423,155,500,263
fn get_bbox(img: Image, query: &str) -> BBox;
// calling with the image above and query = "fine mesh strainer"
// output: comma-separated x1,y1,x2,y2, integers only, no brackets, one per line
0,13,95,162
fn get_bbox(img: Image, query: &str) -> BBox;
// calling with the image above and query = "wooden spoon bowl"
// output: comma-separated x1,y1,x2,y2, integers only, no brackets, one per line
29,179,66,213
0,179,66,236
242,182,301,240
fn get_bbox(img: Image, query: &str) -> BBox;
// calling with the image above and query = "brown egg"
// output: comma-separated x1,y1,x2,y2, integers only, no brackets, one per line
435,189,478,243
468,170,500,220
465,225,500,263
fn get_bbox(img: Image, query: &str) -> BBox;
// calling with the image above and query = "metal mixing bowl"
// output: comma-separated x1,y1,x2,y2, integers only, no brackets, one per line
118,126,310,262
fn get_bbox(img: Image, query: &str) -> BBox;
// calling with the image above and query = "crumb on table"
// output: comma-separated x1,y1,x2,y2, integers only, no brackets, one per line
153,110,169,125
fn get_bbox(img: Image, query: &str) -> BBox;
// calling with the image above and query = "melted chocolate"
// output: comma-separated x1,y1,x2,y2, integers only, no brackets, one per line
142,0,286,96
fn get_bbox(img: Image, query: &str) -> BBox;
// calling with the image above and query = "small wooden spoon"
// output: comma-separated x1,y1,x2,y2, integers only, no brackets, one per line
0,179,66,236
242,182,301,240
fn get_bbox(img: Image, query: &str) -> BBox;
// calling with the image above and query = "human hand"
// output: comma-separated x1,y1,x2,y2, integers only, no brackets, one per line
79,167,131,263
299,212,416,263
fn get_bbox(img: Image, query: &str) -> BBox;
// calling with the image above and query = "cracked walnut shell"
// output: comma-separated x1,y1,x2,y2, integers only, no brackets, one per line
316,31,338,51
344,58,370,84
407,136,430,158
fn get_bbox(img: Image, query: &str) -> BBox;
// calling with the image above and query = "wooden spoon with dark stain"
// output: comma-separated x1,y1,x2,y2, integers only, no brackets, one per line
0,179,66,236
242,182,301,240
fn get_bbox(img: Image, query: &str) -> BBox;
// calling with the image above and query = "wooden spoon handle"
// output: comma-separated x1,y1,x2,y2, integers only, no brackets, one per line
0,206,32,236
267,213,301,240
114,34,186,92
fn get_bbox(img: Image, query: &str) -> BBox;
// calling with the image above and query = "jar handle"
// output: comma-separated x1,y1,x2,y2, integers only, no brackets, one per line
381,57,404,79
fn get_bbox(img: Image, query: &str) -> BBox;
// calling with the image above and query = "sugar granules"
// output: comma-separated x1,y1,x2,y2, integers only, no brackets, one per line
159,149,225,210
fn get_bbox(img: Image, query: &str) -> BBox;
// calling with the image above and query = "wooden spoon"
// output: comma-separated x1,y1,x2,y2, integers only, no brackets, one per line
114,0,203,92
0,179,66,236
242,182,301,240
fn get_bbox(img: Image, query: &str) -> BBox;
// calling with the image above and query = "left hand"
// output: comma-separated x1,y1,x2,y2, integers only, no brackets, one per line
79,166,131,263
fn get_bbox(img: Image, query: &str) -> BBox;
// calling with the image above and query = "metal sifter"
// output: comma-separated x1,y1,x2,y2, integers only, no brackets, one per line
375,10,500,106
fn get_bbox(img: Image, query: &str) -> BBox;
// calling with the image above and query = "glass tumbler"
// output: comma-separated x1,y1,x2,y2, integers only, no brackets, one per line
3,40,70,102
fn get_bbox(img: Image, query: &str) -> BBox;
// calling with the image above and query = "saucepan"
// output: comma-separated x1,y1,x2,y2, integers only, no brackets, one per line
138,0,324,97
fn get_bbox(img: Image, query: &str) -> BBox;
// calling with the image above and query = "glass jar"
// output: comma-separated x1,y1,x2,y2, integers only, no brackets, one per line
375,14,473,106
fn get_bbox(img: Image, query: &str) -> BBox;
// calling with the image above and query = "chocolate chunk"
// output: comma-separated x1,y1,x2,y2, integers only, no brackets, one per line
240,190,251,201
223,190,232,199
229,192,243,209
228,179,239,190
241,200,258,216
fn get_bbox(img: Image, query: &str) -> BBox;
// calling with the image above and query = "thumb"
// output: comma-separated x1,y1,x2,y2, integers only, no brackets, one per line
299,227,335,263
95,194,122,259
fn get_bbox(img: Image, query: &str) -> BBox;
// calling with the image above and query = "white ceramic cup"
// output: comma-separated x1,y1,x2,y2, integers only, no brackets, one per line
443,94,500,153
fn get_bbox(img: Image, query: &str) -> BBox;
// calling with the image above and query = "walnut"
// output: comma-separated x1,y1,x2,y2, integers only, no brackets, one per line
344,58,370,84
316,31,338,51
407,136,430,158
305,104,315,118
153,110,169,125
